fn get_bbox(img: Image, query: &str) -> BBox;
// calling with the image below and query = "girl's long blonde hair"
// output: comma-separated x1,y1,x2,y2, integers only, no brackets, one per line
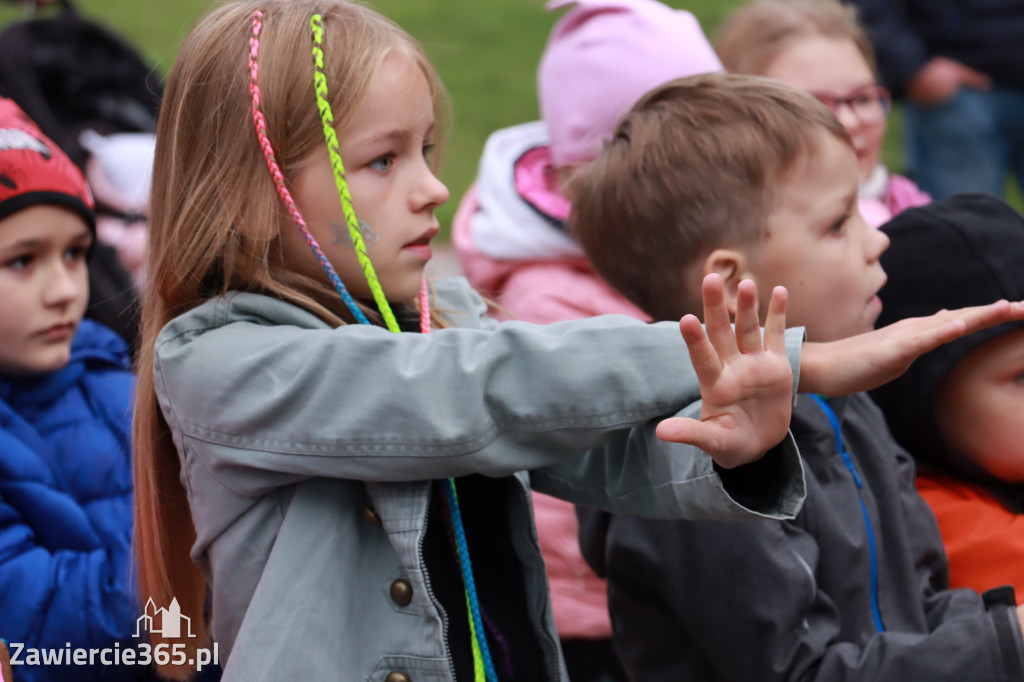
133,1,448,677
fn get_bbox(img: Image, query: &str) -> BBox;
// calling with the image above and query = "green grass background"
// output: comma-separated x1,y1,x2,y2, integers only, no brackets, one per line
4,0,1011,236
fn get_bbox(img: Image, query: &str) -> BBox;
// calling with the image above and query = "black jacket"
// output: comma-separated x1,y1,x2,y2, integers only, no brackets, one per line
579,392,1024,682
844,0,1024,95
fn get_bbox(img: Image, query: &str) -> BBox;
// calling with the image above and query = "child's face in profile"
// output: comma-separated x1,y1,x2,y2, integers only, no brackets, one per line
743,132,889,343
287,49,449,305
0,205,91,376
763,36,886,184
936,327,1024,483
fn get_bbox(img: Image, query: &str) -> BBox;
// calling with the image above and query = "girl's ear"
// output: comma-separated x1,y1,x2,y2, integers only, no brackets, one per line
702,248,749,317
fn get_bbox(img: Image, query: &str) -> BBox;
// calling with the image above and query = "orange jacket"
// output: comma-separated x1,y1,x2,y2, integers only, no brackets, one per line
917,473,1024,594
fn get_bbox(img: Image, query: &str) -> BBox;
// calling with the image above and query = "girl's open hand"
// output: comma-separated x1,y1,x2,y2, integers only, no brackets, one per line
656,274,792,469
800,299,1024,396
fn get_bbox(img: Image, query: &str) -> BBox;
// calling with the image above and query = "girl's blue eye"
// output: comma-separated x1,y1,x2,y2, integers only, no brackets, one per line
369,155,393,172
6,254,32,270
423,143,436,160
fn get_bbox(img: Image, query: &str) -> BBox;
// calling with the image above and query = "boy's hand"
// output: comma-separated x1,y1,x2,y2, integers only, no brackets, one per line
800,299,1024,396
657,274,792,469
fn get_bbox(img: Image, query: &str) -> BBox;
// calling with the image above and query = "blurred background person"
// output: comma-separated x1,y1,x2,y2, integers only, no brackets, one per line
844,0,1024,202
453,1,722,679
715,0,930,228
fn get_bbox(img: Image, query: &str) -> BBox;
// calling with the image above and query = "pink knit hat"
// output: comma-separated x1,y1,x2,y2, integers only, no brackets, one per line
539,0,723,166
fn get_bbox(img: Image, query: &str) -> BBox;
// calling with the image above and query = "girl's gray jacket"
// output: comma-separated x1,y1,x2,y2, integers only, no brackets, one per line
152,277,807,682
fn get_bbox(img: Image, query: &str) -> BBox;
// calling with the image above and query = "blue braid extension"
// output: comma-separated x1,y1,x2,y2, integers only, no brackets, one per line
439,481,513,678
444,479,500,682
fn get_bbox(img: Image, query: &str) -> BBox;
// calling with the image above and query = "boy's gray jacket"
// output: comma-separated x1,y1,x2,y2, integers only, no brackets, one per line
580,392,1024,682
152,277,807,682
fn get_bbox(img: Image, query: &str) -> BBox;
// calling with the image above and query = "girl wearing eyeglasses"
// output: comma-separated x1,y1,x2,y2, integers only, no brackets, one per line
714,0,931,228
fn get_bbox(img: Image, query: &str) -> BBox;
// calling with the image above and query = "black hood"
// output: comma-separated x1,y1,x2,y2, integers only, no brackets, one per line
869,194,1024,509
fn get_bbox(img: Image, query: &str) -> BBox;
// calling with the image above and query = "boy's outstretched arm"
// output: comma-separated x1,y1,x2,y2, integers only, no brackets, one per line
656,274,792,469
800,299,1024,396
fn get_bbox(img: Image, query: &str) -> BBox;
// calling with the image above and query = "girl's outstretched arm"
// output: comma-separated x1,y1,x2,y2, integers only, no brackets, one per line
656,275,792,470
800,299,1024,396
153,279,805,487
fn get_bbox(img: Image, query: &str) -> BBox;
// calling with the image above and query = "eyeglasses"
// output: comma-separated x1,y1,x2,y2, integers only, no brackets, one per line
809,84,892,126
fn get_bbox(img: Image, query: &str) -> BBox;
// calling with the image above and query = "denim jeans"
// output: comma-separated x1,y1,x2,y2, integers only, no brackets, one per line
904,86,1024,200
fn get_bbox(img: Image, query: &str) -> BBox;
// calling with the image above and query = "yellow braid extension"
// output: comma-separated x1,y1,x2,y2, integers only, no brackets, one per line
311,16,497,682
311,14,400,333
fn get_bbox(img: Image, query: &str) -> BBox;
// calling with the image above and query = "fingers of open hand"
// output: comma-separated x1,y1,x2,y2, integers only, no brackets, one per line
953,299,1021,336
655,415,702,446
680,314,722,387
860,300,1021,385
956,63,992,90
656,413,775,468
734,279,763,354
763,286,789,355
903,299,1015,355
701,273,739,361
655,416,736,462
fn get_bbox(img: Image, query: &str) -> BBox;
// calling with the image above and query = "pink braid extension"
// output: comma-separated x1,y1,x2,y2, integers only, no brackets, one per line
247,10,368,324
419,276,430,334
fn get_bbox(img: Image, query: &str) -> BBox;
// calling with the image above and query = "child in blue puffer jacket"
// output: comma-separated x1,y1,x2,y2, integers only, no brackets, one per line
0,96,141,682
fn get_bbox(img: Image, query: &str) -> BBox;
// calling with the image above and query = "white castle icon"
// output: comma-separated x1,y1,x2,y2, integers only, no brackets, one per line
134,597,196,639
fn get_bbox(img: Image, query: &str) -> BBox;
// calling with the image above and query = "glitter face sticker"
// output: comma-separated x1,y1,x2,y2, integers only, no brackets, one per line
331,219,379,249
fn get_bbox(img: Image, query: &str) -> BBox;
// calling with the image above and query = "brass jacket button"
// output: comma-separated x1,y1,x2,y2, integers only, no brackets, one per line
390,579,413,606
363,505,382,526
385,672,411,682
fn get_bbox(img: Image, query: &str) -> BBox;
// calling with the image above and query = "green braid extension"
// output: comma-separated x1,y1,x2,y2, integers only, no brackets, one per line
311,14,401,333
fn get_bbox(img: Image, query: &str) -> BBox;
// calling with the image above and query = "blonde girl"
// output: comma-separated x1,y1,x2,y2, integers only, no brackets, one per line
714,0,931,227
132,1,1023,680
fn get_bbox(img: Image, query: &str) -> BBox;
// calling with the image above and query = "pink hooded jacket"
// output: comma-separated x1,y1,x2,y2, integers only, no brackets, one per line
453,122,650,640
858,164,932,228
455,0,723,640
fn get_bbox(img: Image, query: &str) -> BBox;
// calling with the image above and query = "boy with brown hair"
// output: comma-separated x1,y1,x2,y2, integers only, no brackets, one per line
572,72,1024,681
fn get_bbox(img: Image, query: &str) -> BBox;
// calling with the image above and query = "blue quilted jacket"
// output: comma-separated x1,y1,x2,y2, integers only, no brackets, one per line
0,320,138,682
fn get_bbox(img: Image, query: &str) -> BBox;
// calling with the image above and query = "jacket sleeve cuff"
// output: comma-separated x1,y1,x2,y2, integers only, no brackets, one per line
785,326,806,407
983,586,1024,679
713,432,806,520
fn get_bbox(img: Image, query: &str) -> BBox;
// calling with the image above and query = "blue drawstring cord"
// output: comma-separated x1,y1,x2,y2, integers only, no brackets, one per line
444,479,500,682
809,394,886,633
